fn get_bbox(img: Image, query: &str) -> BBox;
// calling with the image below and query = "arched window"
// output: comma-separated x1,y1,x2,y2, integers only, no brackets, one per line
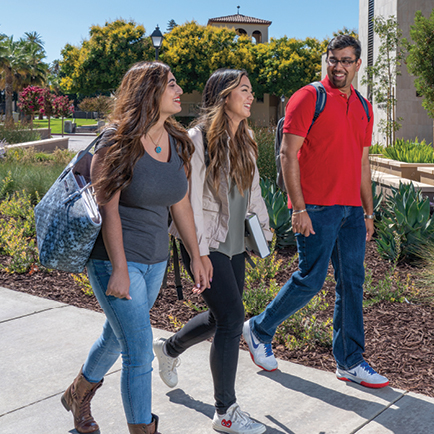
252,31,262,44
235,28,247,36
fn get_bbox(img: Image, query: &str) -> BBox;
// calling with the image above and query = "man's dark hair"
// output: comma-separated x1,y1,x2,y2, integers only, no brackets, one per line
327,35,361,60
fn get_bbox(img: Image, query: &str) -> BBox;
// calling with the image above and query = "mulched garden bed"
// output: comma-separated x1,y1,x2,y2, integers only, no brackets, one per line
1,241,433,397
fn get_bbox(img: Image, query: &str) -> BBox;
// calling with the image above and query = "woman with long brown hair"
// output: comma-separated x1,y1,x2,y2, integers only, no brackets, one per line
154,69,272,434
61,61,207,434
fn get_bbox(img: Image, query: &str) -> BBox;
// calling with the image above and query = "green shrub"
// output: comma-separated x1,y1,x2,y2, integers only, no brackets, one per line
0,190,37,236
411,240,434,303
0,190,38,273
363,265,410,306
381,138,434,163
0,148,73,201
372,181,384,221
369,143,385,154
0,122,41,144
375,182,434,262
274,290,333,350
260,178,295,248
243,279,280,317
245,236,285,287
252,125,277,182
72,273,94,296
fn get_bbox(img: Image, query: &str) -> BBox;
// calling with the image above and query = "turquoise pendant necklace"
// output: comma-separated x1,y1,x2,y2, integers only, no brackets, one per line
148,128,165,154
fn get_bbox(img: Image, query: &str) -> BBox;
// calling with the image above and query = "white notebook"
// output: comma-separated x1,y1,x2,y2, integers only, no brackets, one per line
245,213,270,258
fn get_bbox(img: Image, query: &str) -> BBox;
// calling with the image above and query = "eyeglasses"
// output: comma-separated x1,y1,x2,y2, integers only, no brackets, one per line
327,58,357,68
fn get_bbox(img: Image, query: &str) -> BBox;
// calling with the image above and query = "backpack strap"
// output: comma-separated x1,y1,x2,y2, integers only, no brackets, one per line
275,84,369,190
354,88,371,122
172,235,184,300
308,81,327,133
275,117,286,191
274,82,326,191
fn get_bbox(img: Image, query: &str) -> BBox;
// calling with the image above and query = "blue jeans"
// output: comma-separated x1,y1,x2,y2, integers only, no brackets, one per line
82,259,167,425
251,205,366,370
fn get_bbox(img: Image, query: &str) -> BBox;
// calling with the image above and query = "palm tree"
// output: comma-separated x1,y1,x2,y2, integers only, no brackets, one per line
47,60,61,94
23,31,44,49
21,32,48,87
0,34,48,122
0,36,31,122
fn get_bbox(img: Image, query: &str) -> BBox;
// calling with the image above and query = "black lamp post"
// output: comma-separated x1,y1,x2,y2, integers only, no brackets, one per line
280,95,285,118
150,25,164,61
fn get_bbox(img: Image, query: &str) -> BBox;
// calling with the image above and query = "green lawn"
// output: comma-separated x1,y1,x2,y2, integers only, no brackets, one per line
33,118,97,134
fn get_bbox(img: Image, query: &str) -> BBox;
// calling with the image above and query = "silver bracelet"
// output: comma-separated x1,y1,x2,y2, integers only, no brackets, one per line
364,214,375,220
292,209,307,215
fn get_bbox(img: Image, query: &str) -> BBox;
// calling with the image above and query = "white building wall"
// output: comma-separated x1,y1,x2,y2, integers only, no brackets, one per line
209,23,269,43
396,0,433,144
358,0,433,145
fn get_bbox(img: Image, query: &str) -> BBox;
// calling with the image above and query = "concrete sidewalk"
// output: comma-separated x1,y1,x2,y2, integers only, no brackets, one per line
1,286,433,434
51,133,97,153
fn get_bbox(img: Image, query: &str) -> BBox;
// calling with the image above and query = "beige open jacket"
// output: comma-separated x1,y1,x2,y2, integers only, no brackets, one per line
170,126,272,256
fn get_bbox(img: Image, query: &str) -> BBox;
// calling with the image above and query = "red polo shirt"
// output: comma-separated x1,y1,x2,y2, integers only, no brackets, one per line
283,76,373,208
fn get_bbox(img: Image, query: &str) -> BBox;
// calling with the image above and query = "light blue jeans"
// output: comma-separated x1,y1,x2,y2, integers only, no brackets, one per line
82,258,167,424
251,205,366,370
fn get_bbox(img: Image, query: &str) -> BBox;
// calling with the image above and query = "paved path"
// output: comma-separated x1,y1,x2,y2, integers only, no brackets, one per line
1,286,433,434
51,133,97,153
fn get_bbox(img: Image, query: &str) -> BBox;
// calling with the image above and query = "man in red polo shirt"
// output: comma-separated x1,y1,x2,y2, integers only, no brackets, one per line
244,35,389,388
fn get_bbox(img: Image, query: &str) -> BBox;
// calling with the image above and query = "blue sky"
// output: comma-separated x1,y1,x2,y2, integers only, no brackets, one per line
1,0,359,64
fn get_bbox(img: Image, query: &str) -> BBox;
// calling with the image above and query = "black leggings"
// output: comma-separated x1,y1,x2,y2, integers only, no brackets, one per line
165,247,245,414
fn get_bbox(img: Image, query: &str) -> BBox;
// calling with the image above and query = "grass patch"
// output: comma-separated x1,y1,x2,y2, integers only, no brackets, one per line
33,118,98,134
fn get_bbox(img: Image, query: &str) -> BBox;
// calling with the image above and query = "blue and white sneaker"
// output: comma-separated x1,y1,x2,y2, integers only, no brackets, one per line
336,361,389,389
242,319,277,372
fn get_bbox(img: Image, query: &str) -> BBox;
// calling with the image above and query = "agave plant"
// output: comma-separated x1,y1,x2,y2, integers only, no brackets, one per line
372,181,384,221
260,178,295,248
375,182,434,262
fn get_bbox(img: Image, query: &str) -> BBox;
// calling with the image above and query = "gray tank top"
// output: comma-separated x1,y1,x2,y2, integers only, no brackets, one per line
213,180,249,258
90,131,188,264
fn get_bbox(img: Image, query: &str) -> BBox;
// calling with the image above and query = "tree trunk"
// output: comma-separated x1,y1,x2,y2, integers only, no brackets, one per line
4,68,13,123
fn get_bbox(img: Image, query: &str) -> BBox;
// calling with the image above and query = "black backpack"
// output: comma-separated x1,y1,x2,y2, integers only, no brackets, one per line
275,81,371,192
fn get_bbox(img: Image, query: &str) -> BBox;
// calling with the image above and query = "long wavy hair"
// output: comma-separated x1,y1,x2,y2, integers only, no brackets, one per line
193,68,258,194
94,61,194,205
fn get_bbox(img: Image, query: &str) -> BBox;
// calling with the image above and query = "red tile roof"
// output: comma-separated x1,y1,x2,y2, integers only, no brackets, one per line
208,14,272,26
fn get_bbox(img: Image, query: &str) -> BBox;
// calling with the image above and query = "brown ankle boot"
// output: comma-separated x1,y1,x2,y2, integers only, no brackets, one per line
61,367,103,434
127,414,160,434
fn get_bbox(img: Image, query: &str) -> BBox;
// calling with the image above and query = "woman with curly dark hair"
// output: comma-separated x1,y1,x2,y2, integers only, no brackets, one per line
61,61,207,434
154,69,271,434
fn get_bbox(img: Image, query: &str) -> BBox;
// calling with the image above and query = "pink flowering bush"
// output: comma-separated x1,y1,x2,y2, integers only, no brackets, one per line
52,96,74,119
41,89,55,131
18,86,45,126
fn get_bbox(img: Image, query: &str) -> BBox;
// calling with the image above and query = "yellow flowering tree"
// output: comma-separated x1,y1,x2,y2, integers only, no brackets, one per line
161,21,256,93
251,36,325,98
59,19,154,94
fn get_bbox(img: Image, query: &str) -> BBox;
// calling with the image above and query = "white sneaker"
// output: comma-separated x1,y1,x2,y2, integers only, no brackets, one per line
212,403,266,434
336,361,389,389
243,319,277,371
153,337,180,388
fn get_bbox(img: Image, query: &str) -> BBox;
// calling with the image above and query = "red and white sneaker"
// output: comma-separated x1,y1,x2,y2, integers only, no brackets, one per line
212,403,265,434
336,361,389,389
